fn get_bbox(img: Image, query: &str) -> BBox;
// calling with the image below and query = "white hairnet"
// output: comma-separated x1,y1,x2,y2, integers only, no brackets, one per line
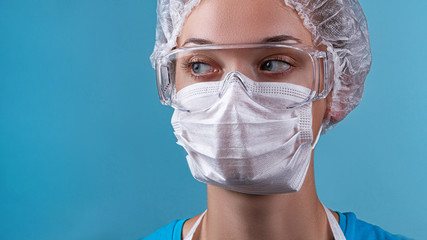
150,0,372,133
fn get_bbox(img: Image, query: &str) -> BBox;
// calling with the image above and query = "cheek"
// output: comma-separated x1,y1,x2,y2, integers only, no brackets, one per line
174,59,193,92
175,68,186,92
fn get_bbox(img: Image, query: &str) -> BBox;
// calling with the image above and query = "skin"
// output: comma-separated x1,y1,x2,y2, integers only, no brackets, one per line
176,0,336,239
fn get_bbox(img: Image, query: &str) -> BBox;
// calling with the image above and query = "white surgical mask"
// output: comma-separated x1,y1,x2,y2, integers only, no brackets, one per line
171,72,320,195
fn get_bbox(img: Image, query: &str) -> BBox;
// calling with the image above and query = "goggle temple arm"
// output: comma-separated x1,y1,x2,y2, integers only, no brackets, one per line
156,60,172,106
313,51,333,100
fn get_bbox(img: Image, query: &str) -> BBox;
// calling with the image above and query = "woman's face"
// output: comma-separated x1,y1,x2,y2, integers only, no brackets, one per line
177,0,329,139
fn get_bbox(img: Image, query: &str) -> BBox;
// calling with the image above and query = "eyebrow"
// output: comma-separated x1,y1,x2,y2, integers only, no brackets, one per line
182,38,214,46
262,35,301,44
181,35,302,47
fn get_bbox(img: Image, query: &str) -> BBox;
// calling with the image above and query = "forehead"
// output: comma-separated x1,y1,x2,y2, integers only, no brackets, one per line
177,0,314,46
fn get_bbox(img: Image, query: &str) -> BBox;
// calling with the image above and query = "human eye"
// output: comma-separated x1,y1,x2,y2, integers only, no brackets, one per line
259,59,292,73
190,62,214,75
180,56,219,80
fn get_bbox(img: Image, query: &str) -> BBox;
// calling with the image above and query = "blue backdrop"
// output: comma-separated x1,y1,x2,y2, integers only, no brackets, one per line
1,1,426,239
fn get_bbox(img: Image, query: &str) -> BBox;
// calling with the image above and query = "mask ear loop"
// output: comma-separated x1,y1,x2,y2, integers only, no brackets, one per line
311,125,323,150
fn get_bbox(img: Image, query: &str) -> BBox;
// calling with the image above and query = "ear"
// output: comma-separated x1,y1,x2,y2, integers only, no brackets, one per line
324,90,348,124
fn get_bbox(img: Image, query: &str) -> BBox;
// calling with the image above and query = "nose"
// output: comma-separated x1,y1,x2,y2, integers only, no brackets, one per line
219,72,252,99
223,57,254,80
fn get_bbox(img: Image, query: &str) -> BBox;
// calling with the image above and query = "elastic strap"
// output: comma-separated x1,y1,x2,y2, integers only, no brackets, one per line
322,203,346,240
311,125,323,150
183,210,207,240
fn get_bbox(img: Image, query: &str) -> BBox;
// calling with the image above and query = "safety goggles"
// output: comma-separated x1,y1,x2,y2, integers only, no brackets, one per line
155,43,333,111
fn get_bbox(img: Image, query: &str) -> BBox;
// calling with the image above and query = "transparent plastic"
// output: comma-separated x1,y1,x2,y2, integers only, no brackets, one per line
155,43,333,111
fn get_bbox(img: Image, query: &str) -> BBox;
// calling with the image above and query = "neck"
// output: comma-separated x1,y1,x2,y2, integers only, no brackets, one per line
195,157,336,240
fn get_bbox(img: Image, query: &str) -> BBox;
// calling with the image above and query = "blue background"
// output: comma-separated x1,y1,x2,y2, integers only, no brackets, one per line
1,1,426,239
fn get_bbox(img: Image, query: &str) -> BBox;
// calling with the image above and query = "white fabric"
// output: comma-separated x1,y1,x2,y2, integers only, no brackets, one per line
183,210,207,240
323,204,347,240
184,206,345,240
171,73,314,195
151,0,372,133
312,125,322,150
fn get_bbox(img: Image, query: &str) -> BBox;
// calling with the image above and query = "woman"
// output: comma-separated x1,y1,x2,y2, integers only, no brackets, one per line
145,0,409,239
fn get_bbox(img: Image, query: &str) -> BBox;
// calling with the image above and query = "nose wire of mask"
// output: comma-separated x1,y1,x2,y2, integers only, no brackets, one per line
171,72,315,195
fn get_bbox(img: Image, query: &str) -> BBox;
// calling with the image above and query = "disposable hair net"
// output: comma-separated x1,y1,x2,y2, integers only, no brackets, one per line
150,0,372,133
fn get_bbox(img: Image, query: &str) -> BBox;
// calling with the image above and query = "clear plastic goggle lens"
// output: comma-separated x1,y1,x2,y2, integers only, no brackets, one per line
156,44,332,111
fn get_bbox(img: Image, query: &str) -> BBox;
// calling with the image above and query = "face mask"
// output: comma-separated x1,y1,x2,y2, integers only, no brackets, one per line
171,72,320,195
